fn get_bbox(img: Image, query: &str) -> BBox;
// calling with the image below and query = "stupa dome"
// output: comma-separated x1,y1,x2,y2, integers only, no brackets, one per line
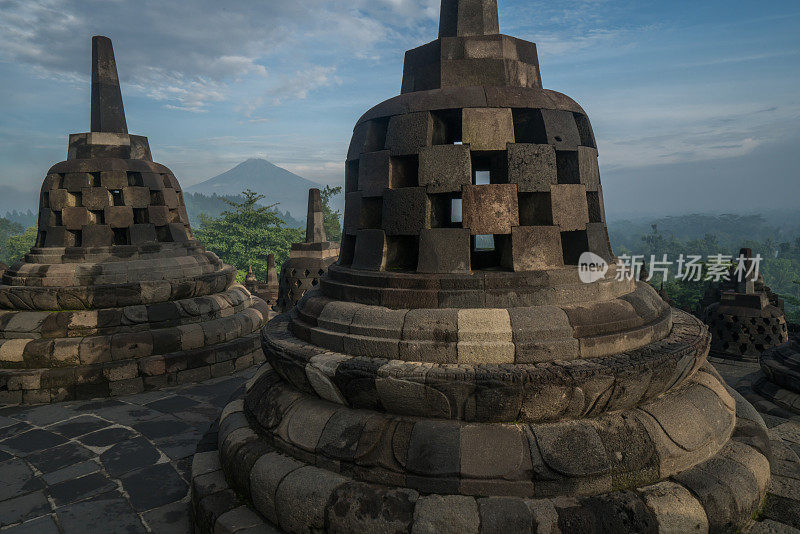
0,37,270,405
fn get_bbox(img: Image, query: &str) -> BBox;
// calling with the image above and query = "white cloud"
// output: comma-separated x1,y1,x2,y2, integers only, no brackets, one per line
0,0,437,112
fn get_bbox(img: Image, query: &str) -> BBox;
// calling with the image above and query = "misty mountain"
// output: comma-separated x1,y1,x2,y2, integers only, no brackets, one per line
186,158,321,219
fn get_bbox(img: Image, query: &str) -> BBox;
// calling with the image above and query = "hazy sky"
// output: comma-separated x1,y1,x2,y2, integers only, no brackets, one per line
0,0,798,217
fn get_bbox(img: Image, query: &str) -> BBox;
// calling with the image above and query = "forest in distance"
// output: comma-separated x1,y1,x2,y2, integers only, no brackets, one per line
0,194,797,324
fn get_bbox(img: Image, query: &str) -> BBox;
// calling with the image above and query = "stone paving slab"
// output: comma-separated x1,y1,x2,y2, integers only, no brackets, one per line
0,369,254,533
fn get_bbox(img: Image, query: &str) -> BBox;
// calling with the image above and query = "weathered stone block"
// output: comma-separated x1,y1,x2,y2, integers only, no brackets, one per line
382,188,430,236
348,118,389,160
477,497,534,533
550,184,589,231
412,495,479,534
406,420,461,476
148,206,171,226
49,189,76,210
63,172,92,192
275,466,347,532
81,187,113,209
39,208,57,227
419,144,472,193
540,109,581,149
586,222,613,261
141,172,163,190
638,481,708,533
510,225,564,271
578,146,600,190
457,308,515,364
462,108,515,151
417,228,471,273
81,224,114,247
352,230,388,271
508,143,557,192
104,206,134,228
386,112,434,155
159,188,179,209
462,184,519,235
100,170,128,189
62,207,90,230
359,151,391,197
343,192,362,235
328,483,418,533
122,186,149,208
167,223,191,242
129,223,157,244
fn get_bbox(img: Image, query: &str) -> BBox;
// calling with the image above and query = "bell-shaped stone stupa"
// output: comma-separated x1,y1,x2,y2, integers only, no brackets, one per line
0,37,270,405
275,188,339,311
192,3,771,532
702,248,788,361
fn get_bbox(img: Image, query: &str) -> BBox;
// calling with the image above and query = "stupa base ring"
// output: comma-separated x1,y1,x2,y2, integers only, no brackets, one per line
191,364,771,534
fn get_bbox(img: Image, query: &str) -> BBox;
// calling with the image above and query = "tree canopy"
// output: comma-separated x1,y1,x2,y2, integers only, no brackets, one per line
194,189,303,280
320,185,342,243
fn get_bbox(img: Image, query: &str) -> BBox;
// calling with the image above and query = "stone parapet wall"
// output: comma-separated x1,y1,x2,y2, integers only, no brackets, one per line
0,328,265,405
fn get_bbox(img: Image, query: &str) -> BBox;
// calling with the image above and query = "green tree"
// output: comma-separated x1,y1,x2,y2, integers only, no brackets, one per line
1,226,36,265
320,185,342,243
194,190,303,280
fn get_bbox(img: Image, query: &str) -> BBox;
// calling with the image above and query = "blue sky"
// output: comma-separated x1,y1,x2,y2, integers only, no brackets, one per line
0,0,798,217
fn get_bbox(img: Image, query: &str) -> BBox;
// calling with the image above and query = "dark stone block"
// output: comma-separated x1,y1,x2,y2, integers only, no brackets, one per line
540,109,581,149
81,224,114,247
382,188,431,236
352,230,387,271
359,151,392,197
417,228,471,273
471,367,523,422
328,482,417,533
333,358,385,410
385,112,434,155
26,441,94,474
419,144,472,193
406,420,460,476
478,497,533,533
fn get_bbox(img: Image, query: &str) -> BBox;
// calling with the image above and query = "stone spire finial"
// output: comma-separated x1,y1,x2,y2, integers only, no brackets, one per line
438,0,500,38
305,188,326,243
91,36,128,134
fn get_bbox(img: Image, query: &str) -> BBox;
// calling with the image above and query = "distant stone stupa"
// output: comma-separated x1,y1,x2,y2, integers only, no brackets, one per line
192,2,771,532
275,188,339,311
0,36,270,405
243,255,279,313
702,248,788,361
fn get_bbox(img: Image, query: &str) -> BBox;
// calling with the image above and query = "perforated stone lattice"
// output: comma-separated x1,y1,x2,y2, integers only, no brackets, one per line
703,307,789,361
37,168,192,248
342,106,613,273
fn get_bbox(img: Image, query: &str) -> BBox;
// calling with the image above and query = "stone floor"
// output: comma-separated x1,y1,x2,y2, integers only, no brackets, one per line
0,369,255,533
712,357,800,533
0,359,798,533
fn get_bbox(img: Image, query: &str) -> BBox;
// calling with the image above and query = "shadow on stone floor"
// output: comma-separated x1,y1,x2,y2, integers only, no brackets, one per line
0,369,254,533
